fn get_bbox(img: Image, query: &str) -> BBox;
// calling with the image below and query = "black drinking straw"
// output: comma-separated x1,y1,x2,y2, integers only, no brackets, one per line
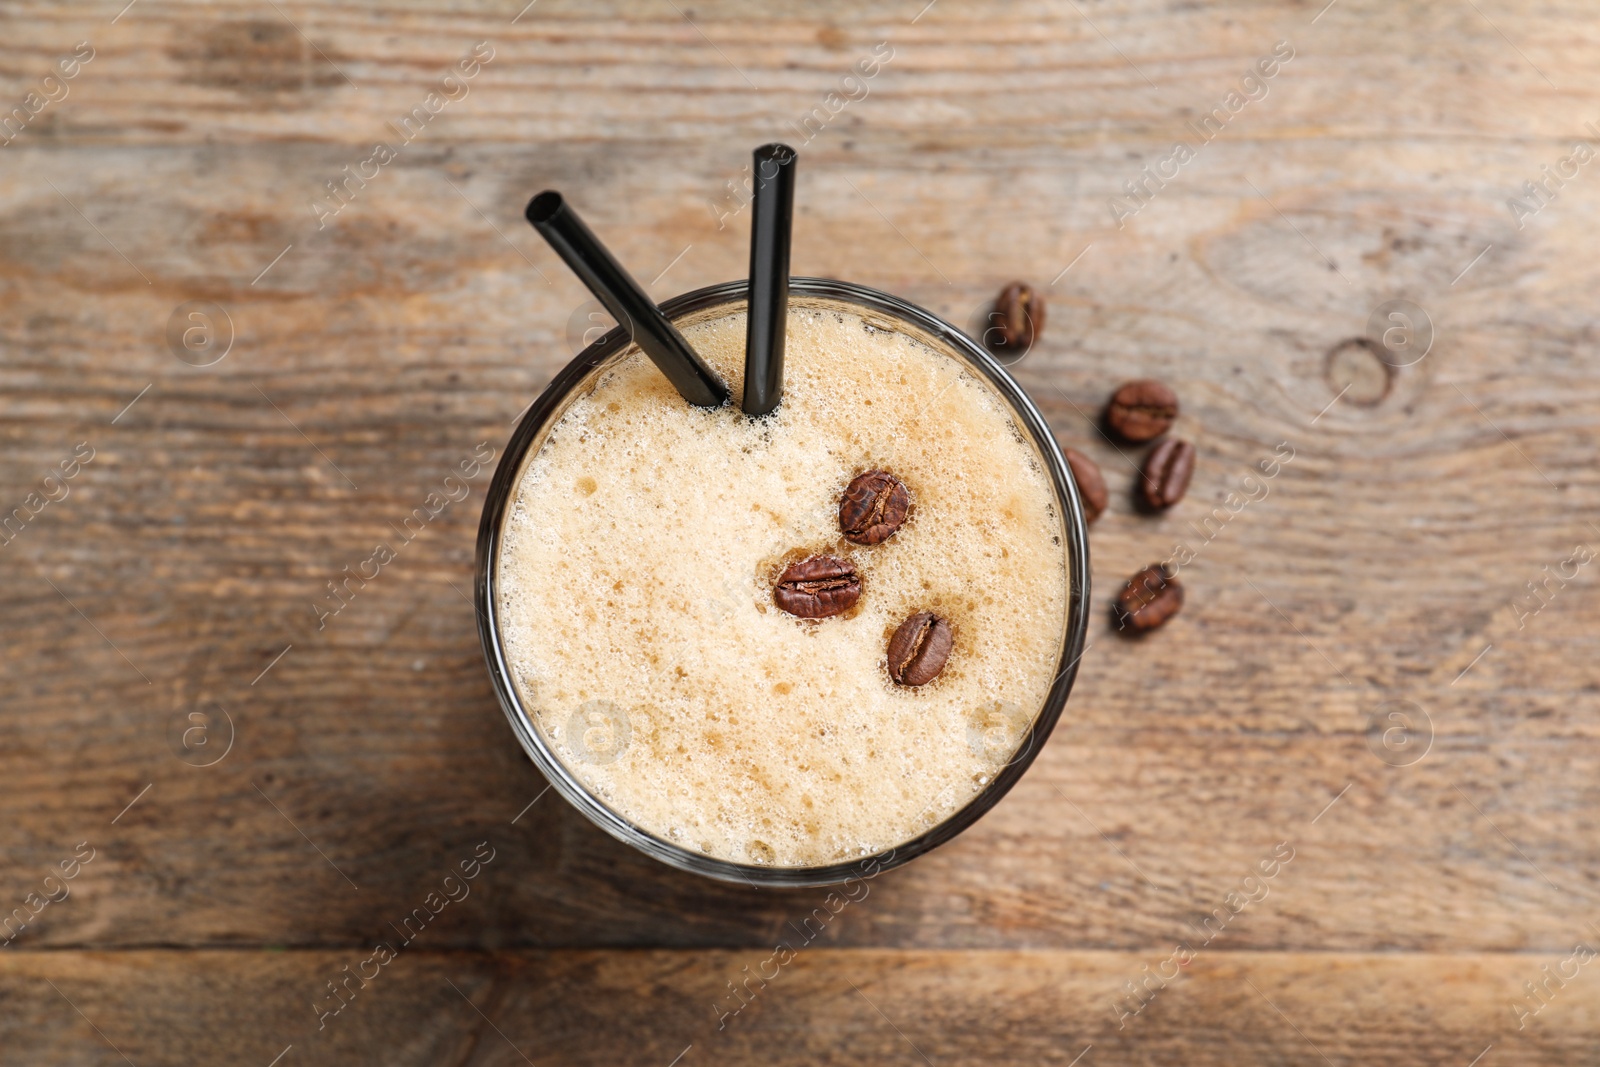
525,191,729,408
742,143,796,417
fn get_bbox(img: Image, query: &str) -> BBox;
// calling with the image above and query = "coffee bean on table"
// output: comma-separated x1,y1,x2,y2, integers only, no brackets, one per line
887,611,953,686
1113,564,1183,633
840,470,911,545
774,555,861,619
1064,448,1108,524
990,281,1045,352
1106,379,1179,442
1139,438,1195,510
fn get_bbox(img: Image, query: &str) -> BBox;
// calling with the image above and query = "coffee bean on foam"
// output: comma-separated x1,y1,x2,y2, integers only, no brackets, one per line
496,307,1070,867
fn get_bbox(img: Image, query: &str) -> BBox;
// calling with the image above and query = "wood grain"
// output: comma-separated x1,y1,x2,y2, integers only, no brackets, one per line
5,949,1595,1067
2,0,1598,1062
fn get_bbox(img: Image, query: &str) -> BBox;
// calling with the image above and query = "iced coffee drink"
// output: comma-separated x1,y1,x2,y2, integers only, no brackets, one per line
493,299,1072,869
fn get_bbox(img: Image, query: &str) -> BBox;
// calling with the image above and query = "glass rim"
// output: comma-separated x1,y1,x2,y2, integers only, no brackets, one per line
474,277,1093,887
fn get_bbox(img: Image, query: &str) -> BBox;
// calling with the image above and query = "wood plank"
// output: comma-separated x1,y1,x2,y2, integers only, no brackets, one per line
4,0,1600,1062
0,0,1597,146
0,0,1597,1051
2,948,1591,1066
2,124,1598,947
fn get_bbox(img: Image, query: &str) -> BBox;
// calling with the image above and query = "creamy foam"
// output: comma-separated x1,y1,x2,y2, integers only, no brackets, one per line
496,304,1069,867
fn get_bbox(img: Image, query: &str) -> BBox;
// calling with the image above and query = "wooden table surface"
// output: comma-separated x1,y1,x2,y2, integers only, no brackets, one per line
4,0,1599,1063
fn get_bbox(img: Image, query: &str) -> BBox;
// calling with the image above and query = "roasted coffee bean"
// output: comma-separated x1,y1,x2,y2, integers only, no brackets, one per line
1140,438,1195,509
1106,379,1179,442
887,611,953,686
990,281,1045,352
1113,563,1183,633
1065,448,1108,524
774,555,861,619
839,469,911,545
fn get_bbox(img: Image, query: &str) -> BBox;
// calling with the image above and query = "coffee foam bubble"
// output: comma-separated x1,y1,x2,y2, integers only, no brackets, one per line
497,306,1069,867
